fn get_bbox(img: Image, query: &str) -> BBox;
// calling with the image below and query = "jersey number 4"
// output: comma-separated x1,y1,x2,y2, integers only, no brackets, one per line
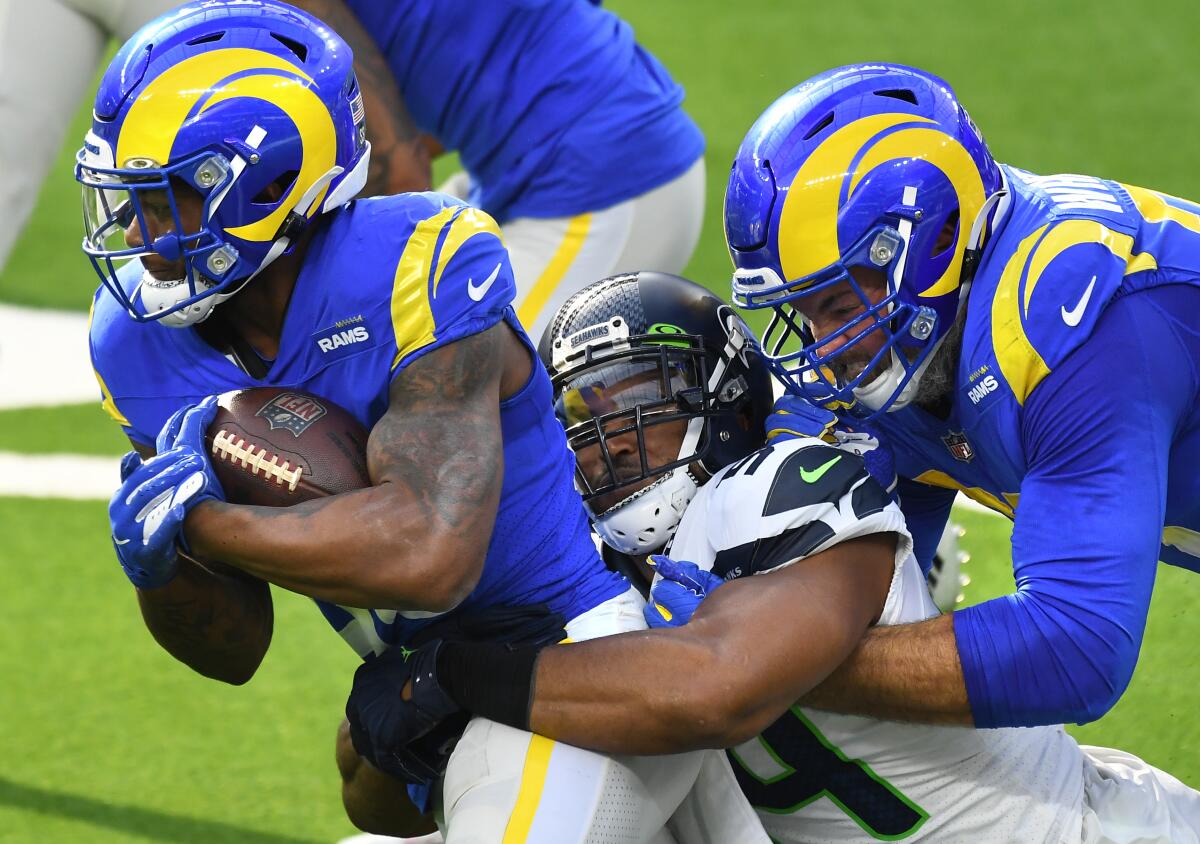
729,706,928,840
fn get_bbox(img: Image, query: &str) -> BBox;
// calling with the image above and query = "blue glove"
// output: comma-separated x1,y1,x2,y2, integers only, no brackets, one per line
109,398,223,589
764,396,898,496
828,420,898,496
346,641,467,785
155,395,219,455
643,555,726,628
766,395,837,444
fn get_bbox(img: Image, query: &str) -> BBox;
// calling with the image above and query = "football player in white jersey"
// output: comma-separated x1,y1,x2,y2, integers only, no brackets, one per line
349,271,1200,843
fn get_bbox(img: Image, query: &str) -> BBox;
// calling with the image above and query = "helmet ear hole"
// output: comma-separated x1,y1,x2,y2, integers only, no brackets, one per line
252,171,299,205
930,210,960,259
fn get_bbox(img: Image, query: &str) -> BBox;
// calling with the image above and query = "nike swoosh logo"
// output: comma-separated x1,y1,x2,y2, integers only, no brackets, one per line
467,262,503,302
800,455,841,484
1061,275,1097,327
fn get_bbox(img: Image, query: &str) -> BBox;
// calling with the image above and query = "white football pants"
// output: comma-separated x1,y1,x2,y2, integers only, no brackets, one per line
1081,745,1200,843
435,587,768,844
439,156,706,343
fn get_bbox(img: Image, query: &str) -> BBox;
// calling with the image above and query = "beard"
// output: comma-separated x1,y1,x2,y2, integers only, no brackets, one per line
912,310,966,415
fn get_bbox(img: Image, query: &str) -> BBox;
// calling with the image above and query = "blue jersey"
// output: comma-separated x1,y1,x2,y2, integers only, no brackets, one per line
879,166,1200,727
344,0,705,223
89,192,627,656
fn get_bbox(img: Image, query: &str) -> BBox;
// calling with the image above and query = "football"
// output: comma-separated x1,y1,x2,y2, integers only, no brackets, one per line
206,387,371,507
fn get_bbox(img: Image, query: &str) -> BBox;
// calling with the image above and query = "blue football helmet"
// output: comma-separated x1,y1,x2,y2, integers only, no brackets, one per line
725,64,1004,416
76,0,370,326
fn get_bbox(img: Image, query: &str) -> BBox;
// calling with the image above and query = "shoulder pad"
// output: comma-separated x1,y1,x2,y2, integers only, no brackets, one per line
690,438,899,580
981,182,1148,405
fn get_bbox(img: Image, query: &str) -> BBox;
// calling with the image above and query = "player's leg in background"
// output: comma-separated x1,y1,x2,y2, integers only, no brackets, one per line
437,587,737,844
440,718,691,844
504,155,706,340
336,718,442,840
1080,745,1200,844
0,0,107,272
606,156,705,283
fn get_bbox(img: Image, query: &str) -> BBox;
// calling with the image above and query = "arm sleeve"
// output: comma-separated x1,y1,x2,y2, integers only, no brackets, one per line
952,288,1186,727
894,478,957,576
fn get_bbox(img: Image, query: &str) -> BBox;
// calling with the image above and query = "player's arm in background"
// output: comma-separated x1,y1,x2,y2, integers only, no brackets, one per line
183,322,527,613
520,532,896,753
802,286,1188,727
289,0,432,196
125,439,274,685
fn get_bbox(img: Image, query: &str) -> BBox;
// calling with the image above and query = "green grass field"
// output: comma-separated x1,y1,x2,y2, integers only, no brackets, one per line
2,0,1198,840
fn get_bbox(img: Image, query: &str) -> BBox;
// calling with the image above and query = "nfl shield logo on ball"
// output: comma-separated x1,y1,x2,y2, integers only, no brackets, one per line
256,393,329,436
942,430,975,462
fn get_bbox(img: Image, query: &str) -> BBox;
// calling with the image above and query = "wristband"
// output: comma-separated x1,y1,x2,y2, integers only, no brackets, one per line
436,641,541,731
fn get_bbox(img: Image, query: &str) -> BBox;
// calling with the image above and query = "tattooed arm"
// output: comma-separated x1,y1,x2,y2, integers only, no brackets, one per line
124,440,274,684
183,324,523,612
136,554,274,685
290,0,431,196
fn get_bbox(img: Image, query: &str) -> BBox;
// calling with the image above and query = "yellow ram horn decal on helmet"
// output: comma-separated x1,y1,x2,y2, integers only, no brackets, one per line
200,74,336,242
850,126,986,297
116,48,334,243
776,112,985,298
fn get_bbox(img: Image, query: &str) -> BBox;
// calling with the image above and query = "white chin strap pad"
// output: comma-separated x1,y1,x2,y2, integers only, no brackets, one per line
593,470,699,555
138,271,219,328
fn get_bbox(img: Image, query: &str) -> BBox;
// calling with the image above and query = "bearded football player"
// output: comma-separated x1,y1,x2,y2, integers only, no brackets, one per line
349,271,1200,842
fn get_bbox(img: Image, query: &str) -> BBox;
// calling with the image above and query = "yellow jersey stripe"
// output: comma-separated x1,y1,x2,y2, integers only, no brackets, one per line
95,370,131,428
432,207,505,299
990,224,1050,406
1121,183,1200,236
391,206,458,371
86,299,130,428
502,734,555,843
913,470,1018,518
994,218,1157,405
516,213,591,328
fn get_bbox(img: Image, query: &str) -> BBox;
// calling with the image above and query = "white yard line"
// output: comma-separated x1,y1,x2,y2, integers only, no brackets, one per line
0,303,97,408
0,450,117,499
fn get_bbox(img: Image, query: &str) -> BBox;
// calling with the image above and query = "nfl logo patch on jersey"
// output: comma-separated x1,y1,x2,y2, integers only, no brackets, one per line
256,393,328,436
941,430,975,462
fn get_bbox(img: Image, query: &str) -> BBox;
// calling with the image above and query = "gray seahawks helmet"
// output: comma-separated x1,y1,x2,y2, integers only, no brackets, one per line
539,272,774,554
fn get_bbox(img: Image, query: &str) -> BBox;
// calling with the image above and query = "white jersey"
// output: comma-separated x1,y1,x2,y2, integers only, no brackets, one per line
666,436,1088,844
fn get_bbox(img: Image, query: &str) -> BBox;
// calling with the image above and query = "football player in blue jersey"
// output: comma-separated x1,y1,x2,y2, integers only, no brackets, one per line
79,2,713,840
347,272,1200,842
717,63,1200,731
290,0,707,338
